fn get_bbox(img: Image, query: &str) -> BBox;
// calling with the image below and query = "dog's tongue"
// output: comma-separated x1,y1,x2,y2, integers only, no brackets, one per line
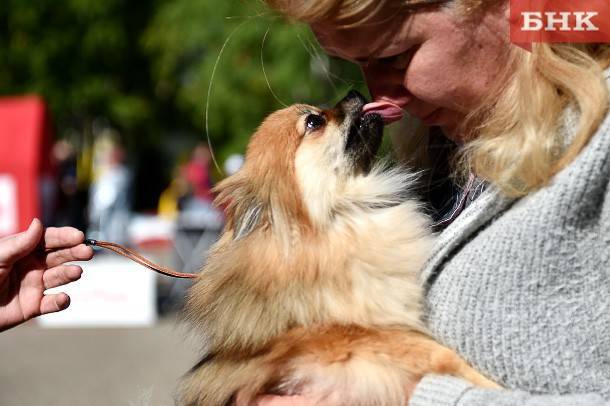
363,101,404,124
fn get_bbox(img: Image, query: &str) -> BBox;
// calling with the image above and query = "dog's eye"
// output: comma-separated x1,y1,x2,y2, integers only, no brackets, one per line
305,114,326,132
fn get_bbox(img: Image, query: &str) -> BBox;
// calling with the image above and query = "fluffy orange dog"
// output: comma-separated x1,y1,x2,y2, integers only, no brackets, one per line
180,91,497,405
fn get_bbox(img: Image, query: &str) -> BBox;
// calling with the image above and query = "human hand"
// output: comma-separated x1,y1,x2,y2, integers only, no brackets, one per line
240,378,420,405
0,219,93,331
237,395,314,406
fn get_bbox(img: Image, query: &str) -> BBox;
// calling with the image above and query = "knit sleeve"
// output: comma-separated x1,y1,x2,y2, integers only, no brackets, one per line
409,375,610,406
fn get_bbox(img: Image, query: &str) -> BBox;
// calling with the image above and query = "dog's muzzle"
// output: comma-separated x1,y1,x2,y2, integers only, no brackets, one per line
337,90,384,174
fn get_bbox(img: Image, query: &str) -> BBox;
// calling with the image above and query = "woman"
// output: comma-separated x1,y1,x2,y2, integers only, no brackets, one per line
251,0,610,404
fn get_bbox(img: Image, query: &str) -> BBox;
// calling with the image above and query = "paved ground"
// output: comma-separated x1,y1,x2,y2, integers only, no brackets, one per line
0,316,200,406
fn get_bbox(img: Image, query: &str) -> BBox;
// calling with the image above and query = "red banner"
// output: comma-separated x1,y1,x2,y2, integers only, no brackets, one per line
510,0,610,50
0,96,54,235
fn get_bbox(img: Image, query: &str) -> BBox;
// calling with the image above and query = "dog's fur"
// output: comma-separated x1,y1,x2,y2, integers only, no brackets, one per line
179,92,497,405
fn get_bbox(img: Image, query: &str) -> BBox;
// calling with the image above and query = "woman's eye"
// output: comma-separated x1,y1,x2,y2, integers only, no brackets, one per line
305,114,326,131
377,50,413,70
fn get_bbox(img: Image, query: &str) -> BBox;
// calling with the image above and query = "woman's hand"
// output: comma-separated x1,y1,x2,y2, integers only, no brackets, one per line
0,219,93,331
239,395,314,406
241,379,420,405
236,380,419,406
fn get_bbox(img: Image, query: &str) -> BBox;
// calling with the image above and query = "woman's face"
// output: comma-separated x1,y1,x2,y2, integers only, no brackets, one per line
312,2,510,140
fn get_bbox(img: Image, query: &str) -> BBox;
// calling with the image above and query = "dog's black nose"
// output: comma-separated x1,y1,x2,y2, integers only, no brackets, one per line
337,90,367,116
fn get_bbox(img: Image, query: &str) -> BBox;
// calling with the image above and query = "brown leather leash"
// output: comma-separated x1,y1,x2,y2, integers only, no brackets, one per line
85,239,198,279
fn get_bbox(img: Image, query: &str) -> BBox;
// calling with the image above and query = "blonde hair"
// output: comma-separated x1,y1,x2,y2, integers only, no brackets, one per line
265,0,610,197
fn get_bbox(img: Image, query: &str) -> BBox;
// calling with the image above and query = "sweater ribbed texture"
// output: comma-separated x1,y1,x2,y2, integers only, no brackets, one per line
411,70,610,406
410,375,474,406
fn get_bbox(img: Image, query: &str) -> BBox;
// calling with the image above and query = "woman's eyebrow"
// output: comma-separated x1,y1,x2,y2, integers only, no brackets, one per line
353,57,370,65
327,52,371,66
321,39,390,66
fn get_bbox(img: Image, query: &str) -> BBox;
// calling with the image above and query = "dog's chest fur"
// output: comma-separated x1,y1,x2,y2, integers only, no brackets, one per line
186,168,434,355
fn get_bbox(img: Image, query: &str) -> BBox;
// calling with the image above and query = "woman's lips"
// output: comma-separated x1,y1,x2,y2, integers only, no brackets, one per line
362,101,404,124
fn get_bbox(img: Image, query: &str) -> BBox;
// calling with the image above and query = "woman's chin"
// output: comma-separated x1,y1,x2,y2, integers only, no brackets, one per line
431,112,466,144
438,123,464,144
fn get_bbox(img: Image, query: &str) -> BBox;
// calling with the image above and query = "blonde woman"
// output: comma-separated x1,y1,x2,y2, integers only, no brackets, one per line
250,0,610,405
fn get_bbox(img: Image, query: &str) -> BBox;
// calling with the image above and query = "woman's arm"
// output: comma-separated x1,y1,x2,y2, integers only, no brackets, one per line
245,376,610,406
410,375,610,406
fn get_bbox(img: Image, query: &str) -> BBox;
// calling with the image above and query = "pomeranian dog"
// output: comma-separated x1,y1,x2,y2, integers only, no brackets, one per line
179,91,497,405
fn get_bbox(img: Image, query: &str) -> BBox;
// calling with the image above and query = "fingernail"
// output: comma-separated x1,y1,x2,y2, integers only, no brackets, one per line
29,218,42,231
61,295,71,310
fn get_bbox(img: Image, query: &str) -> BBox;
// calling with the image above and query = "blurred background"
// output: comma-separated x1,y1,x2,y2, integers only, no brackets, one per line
0,0,368,404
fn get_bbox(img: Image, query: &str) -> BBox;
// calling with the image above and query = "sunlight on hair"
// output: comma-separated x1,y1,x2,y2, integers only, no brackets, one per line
260,27,290,108
205,20,251,176
457,43,609,196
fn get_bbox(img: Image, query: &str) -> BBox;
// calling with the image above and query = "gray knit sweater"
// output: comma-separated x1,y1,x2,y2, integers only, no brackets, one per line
410,70,610,406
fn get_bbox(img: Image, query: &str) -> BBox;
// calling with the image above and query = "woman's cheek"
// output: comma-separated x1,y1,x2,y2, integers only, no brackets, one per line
411,41,489,113
404,49,456,106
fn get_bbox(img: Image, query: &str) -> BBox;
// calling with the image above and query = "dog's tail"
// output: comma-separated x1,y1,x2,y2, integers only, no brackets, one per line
178,326,500,406
178,354,278,406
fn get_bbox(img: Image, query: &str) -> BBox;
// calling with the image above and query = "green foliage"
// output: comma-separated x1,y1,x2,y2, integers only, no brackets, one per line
143,0,366,161
0,0,367,205
0,0,157,135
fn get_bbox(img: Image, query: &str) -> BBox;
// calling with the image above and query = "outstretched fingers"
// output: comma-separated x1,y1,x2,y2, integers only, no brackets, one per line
45,244,93,268
43,264,83,290
40,292,71,315
0,219,43,266
43,226,86,250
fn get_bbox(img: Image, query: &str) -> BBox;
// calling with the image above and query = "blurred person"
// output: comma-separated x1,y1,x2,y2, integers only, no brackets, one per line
158,176,189,220
88,142,132,245
165,146,223,312
178,143,222,224
183,143,214,204
51,139,85,228
0,218,92,332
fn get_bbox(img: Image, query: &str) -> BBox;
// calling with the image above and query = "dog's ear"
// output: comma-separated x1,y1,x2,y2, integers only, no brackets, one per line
233,203,263,240
214,174,266,240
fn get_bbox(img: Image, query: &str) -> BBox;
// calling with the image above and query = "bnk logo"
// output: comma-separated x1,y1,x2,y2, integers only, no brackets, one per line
521,12,599,32
510,0,610,50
